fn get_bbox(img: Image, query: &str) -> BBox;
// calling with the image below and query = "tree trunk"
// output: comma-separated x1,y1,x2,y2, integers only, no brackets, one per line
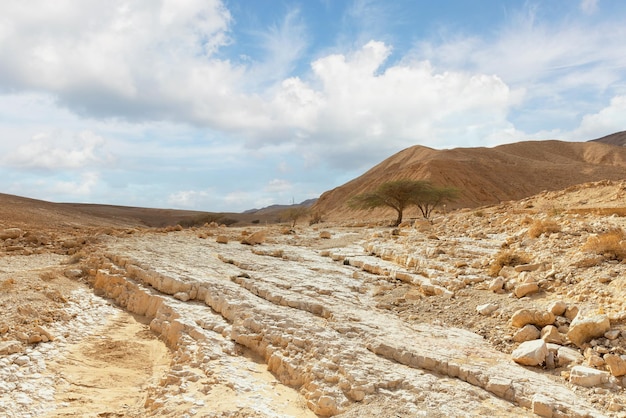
394,209,403,226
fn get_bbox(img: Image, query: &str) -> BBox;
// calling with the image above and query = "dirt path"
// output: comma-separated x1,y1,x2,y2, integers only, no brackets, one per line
45,312,170,418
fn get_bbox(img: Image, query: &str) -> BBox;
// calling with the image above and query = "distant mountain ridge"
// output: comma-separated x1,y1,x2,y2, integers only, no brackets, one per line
313,135,626,222
590,130,626,146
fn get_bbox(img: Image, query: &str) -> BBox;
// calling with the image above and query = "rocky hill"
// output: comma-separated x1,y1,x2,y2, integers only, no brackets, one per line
592,130,626,147
314,139,626,223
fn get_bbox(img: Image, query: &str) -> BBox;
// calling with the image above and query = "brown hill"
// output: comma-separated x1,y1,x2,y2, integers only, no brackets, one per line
0,194,306,233
313,140,626,222
590,130,626,147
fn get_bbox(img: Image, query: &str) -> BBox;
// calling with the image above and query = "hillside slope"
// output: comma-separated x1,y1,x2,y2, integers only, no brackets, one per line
313,140,626,222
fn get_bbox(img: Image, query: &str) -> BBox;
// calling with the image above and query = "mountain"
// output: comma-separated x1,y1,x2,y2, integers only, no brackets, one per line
313,139,626,222
590,130,626,147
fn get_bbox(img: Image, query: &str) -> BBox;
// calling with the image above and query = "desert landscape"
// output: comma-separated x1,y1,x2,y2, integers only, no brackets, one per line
1,137,626,417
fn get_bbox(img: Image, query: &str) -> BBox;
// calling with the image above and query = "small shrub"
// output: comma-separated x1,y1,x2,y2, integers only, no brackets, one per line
251,219,260,224
309,210,324,225
473,210,485,217
488,250,531,276
528,219,561,238
582,228,626,261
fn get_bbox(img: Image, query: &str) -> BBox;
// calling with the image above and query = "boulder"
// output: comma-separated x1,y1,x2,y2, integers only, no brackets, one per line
0,340,22,355
476,303,498,316
319,231,332,239
569,365,610,387
540,325,564,344
515,262,544,272
604,354,626,377
564,305,579,321
567,314,610,347
0,228,22,240
548,301,567,316
510,309,555,328
513,324,540,343
488,277,505,293
216,235,229,244
532,393,555,418
512,339,547,366
557,346,584,367
514,282,539,298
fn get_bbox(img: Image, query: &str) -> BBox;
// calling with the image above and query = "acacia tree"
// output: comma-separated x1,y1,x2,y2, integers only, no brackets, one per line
281,206,310,227
348,180,459,226
415,186,460,219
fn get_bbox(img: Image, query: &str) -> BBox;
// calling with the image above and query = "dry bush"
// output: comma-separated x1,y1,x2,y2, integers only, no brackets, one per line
527,219,561,238
520,216,534,226
488,250,531,277
582,228,626,261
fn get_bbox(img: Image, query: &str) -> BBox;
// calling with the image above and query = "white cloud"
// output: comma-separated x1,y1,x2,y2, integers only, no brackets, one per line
6,130,108,170
264,179,293,193
568,95,626,140
580,0,599,15
167,189,212,209
48,172,101,197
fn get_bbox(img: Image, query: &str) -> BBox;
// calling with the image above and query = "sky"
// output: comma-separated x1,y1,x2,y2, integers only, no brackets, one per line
1,0,625,212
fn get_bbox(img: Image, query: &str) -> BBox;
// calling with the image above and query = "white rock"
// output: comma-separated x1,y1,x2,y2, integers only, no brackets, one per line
513,324,540,343
547,301,567,316
557,346,584,367
512,339,547,366
567,315,610,347
540,325,564,344
476,303,498,316
514,282,539,298
569,365,610,387
13,356,30,366
532,393,555,418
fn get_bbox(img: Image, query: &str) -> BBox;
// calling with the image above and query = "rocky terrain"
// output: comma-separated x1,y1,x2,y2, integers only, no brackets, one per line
0,179,625,417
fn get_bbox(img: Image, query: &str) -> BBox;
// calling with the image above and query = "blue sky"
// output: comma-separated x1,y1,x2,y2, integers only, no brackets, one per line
0,0,625,212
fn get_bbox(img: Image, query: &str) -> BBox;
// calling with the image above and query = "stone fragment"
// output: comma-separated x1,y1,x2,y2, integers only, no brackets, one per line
512,339,547,366
567,315,610,347
14,355,30,366
604,354,626,377
569,365,610,387
564,305,579,321
216,235,229,244
557,346,584,367
499,266,517,279
319,231,332,239
548,301,567,316
0,340,22,355
510,309,555,328
0,228,22,239
174,292,191,302
515,262,543,272
513,324,540,343
476,303,498,316
488,277,505,293
541,325,564,344
532,393,554,418
241,230,267,245
605,329,621,340
34,325,54,342
514,282,539,298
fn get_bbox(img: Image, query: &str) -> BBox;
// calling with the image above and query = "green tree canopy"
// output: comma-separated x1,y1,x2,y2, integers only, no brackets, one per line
348,179,459,226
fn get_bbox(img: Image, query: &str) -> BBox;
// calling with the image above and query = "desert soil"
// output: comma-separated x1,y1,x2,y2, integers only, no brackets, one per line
1,180,626,417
